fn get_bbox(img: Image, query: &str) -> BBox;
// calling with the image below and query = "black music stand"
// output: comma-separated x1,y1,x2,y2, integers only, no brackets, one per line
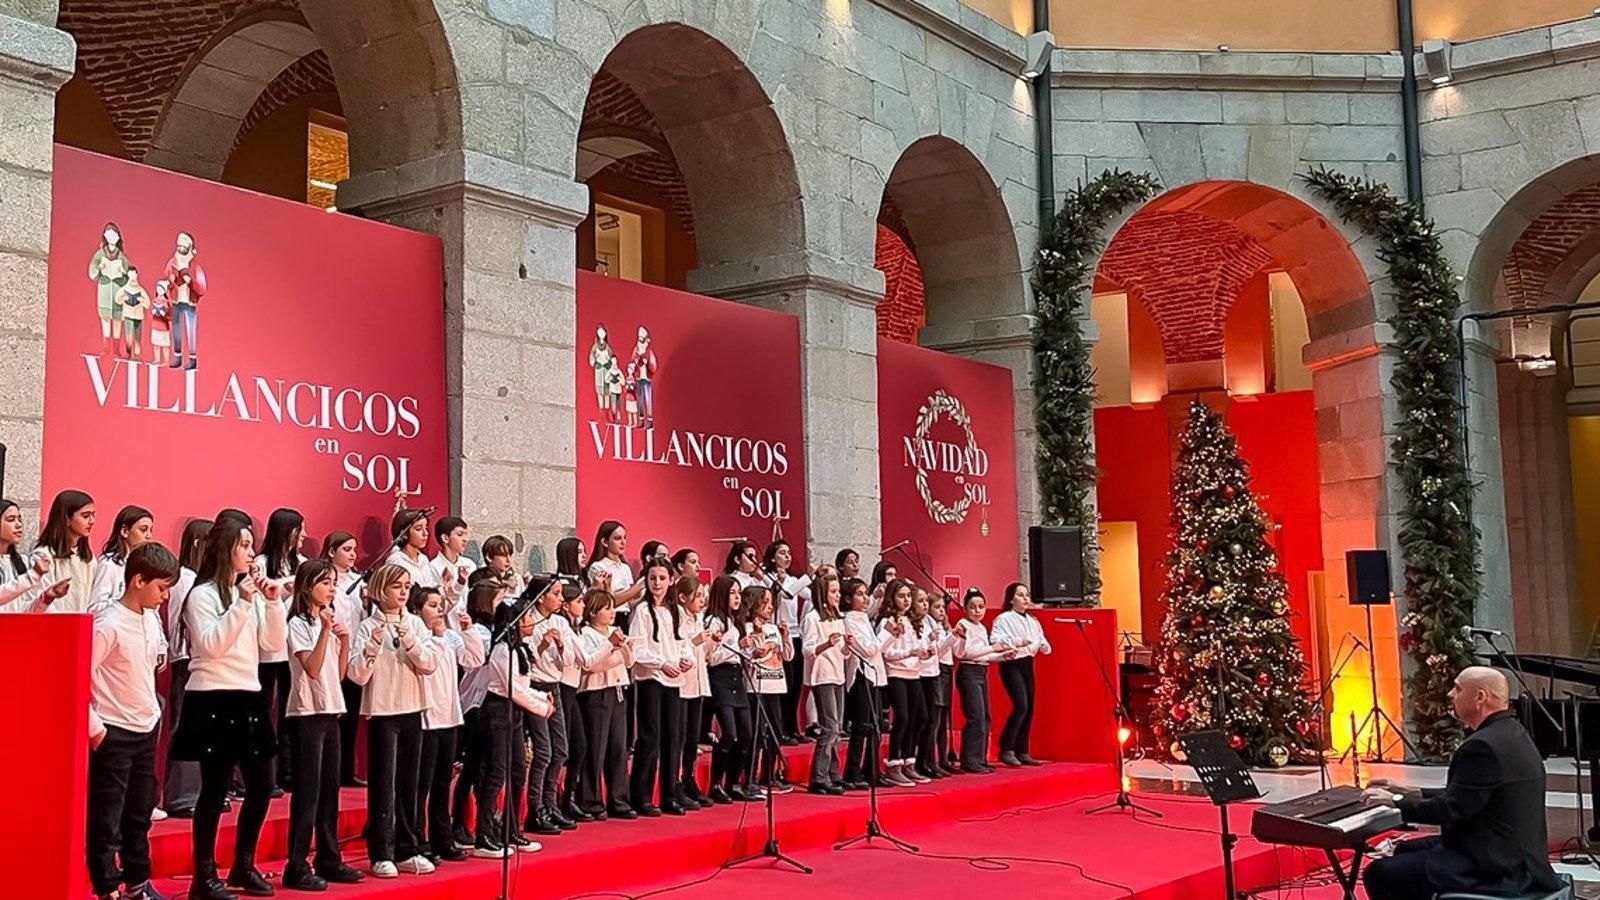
1179,731,1260,900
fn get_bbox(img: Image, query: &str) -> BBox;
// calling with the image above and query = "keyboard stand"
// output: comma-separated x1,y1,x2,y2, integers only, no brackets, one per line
1325,847,1366,900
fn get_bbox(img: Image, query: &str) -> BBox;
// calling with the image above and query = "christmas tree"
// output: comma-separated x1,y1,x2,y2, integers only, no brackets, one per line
1152,400,1314,767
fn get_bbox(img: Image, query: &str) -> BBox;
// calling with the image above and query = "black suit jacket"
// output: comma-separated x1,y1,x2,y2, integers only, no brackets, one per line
1398,710,1561,894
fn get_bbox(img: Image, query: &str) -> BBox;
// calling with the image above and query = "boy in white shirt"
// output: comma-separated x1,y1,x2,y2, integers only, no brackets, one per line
87,543,178,900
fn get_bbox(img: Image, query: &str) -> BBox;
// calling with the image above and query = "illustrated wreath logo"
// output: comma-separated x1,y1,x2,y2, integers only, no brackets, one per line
913,390,980,524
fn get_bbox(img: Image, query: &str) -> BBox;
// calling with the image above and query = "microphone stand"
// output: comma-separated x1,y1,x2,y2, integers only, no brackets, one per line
833,656,918,854
723,637,811,874
491,577,559,900
1562,689,1600,867
1308,635,1362,791
345,506,433,597
1075,619,1162,818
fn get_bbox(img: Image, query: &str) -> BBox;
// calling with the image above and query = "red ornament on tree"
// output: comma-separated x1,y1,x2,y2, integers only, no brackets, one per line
1172,703,1189,722
1223,485,1236,499
1255,673,1271,688
1197,539,1209,552
1190,614,1205,627
1228,734,1245,750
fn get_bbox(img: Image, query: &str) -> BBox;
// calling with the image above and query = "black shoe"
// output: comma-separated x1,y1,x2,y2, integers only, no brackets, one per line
473,837,511,859
566,801,594,823
634,804,663,818
607,805,639,820
451,823,475,849
191,868,238,900
550,810,578,831
508,833,538,852
524,812,561,836
780,735,801,746
226,864,275,896
313,863,363,884
727,784,748,802
222,797,233,812
744,785,768,802
421,851,441,866
269,785,286,799
165,806,195,819
436,844,468,862
709,786,732,805
282,863,326,892
844,780,870,791
125,881,171,900
999,751,1022,768
660,802,687,816
1018,755,1044,767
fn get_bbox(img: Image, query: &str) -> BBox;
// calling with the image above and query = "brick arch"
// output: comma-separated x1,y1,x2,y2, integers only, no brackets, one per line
1466,156,1600,317
234,49,336,150
1496,181,1600,314
879,135,1025,335
582,23,804,272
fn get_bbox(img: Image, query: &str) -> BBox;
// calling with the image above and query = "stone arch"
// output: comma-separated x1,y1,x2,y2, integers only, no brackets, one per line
1464,155,1600,317
578,22,805,276
145,8,322,179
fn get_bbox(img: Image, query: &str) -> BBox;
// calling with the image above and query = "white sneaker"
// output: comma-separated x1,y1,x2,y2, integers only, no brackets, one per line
150,807,168,822
473,843,513,859
398,855,435,875
371,860,398,878
518,839,543,853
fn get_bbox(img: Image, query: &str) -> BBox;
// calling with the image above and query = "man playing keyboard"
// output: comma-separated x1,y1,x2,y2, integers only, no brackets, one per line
1361,666,1561,900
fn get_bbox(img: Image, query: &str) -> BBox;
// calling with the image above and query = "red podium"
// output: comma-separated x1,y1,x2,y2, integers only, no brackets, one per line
985,607,1121,765
0,613,91,897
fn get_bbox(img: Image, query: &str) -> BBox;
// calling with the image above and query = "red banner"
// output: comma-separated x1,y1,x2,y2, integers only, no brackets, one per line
877,339,1019,604
575,272,807,562
43,147,449,552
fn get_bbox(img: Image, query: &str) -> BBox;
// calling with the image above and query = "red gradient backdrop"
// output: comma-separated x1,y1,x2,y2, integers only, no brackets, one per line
876,339,1020,603
574,272,808,562
42,147,449,553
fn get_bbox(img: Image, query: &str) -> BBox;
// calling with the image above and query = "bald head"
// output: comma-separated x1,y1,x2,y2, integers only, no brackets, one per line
1450,666,1510,729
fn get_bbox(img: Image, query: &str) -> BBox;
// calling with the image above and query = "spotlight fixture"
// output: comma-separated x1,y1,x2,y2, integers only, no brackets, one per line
1022,30,1055,79
1217,44,1230,53
1422,38,1453,84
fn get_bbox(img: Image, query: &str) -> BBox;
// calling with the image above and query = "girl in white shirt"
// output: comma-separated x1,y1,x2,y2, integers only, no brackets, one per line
915,589,958,780
88,504,154,610
409,584,483,863
875,579,930,787
452,579,501,843
259,507,305,794
803,573,848,794
161,517,211,817
170,518,287,899
31,489,100,614
762,539,812,744
347,564,437,878
523,579,575,837
954,588,1015,774
282,558,361,890
674,576,716,810
321,530,366,788
991,582,1052,767
722,540,761,590
840,578,883,789
704,575,759,803
576,589,636,819
558,588,590,823
587,520,645,608
472,590,554,858
385,508,439,591
628,559,692,815
746,585,795,792
0,498,58,613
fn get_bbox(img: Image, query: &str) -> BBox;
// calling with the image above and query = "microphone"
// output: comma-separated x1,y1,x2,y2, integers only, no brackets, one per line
1462,625,1507,639
710,536,749,544
881,538,912,554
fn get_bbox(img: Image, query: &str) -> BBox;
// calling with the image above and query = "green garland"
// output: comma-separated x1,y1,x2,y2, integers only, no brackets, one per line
1031,170,1162,601
1303,168,1479,760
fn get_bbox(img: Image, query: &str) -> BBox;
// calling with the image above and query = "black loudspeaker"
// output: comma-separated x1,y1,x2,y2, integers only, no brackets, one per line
1029,525,1083,604
1346,549,1391,606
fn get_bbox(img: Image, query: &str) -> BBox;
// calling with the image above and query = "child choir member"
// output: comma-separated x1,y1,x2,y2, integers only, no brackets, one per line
475,597,555,857
746,585,794,792
802,573,847,794
321,530,366,788
954,588,1014,774
525,579,575,836
576,588,636,819
410,583,483,864
629,559,691,815
991,582,1052,768
839,577,881,790
762,540,811,744
0,498,62,612
452,578,502,845
86,543,177,900
385,509,438,590
559,587,591,823
161,517,211,817
259,508,306,794
723,540,761,589
347,565,436,878
33,489,100,613
876,579,929,787
915,589,957,780
172,518,285,899
675,576,714,810
588,520,644,607
428,517,475,627
89,504,154,609
705,575,758,803
282,558,364,890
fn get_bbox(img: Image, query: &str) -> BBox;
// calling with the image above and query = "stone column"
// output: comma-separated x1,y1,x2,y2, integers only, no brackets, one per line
0,11,73,524
690,255,885,565
1460,321,1516,640
340,151,588,569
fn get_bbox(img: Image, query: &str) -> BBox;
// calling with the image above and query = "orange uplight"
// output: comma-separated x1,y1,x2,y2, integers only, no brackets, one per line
1121,773,1132,794
1117,725,1134,747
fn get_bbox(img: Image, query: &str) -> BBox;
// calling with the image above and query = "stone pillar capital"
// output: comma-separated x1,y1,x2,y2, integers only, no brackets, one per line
0,12,74,92
338,150,589,229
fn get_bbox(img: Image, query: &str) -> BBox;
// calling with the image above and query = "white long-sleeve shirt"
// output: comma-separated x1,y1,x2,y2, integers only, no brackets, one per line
803,614,847,686
991,611,1053,659
878,615,928,680
386,548,439,590
481,641,556,716
953,619,1011,665
88,602,164,742
286,614,347,716
332,569,365,640
347,610,436,717
420,627,484,729
921,622,955,676
771,572,811,630
528,611,575,685
429,552,475,631
183,581,287,692
750,621,792,694
705,615,747,668
577,625,633,692
88,554,125,611
35,553,97,614
678,613,711,699
843,611,884,687
0,554,45,613
630,601,691,688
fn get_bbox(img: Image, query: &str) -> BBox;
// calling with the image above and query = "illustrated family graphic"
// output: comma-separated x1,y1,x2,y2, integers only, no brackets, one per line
88,223,207,369
589,323,658,429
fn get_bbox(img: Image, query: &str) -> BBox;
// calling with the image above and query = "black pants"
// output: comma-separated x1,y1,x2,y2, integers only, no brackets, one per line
782,637,804,736
367,712,423,862
87,725,159,894
844,673,878,781
195,749,273,872
258,661,292,787
579,687,628,811
561,684,586,810
475,695,526,841
417,727,458,853
679,695,704,794
936,664,954,761
1363,836,1442,900
887,677,925,761
526,682,566,816
630,679,682,810
916,675,941,769
754,692,785,783
338,678,362,783
162,660,200,812
999,657,1036,756
451,707,479,832
956,664,992,767
711,700,752,789
287,715,341,871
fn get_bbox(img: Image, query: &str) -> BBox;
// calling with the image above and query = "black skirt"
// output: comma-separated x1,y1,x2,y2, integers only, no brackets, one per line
708,664,748,709
170,689,276,762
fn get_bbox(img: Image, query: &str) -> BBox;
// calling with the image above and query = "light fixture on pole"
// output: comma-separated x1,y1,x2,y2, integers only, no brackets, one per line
1022,30,1055,80
1422,38,1453,84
